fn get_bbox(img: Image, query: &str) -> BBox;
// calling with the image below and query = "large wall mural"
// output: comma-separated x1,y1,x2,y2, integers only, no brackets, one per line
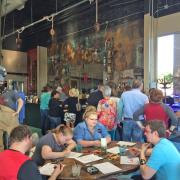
47,19,144,89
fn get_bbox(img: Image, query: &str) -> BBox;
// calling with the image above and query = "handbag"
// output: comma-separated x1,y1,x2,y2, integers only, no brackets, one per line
76,97,81,112
64,112,76,123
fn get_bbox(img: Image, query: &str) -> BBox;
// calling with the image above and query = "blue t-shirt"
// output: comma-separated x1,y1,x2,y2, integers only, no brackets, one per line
147,138,180,180
73,122,110,142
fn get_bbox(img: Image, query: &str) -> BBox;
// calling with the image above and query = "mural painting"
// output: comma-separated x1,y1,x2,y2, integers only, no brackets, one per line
47,19,144,89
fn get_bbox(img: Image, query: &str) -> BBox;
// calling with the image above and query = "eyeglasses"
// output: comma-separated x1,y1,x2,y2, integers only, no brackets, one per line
88,118,98,121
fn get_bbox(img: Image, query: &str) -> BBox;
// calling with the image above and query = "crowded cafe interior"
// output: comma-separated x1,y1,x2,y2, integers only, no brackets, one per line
0,0,180,179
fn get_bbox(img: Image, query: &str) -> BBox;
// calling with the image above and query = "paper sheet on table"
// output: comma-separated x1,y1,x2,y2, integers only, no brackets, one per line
107,146,120,154
117,141,136,146
65,152,83,158
39,163,55,176
120,156,140,165
93,162,122,174
75,154,102,164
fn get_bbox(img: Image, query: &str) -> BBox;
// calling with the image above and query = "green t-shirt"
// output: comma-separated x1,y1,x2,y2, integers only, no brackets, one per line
40,92,51,110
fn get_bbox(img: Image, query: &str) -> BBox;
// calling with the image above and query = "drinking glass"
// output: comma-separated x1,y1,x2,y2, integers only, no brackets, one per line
119,145,127,155
72,165,82,177
76,143,82,152
100,138,107,154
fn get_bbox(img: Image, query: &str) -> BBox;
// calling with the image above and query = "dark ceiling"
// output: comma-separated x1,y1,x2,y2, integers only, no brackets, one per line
2,0,180,51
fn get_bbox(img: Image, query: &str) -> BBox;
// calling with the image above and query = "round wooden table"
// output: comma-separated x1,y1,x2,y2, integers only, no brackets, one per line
57,142,139,180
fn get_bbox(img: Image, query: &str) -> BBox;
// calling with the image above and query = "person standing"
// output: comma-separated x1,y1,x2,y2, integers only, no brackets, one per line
40,85,52,135
0,65,23,150
133,88,178,133
118,79,149,142
97,85,117,140
48,90,63,129
63,88,81,126
87,84,104,107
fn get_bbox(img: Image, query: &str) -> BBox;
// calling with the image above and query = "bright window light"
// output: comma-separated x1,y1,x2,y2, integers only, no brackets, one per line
157,34,174,95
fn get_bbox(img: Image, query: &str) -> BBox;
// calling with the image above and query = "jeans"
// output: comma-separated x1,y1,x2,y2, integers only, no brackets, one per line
40,109,49,135
48,116,61,129
108,129,116,141
122,120,143,142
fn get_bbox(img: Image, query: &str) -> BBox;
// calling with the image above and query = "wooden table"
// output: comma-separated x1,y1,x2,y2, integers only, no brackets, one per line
57,142,139,180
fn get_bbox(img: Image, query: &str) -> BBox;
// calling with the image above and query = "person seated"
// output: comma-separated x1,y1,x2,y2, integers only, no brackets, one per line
129,120,180,180
32,124,76,166
0,125,64,180
73,106,111,147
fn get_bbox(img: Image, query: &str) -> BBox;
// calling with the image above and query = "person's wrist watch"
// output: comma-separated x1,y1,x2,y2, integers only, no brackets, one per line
140,159,146,165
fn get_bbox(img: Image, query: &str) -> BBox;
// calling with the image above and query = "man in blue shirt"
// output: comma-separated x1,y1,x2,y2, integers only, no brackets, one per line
139,120,180,180
118,79,148,142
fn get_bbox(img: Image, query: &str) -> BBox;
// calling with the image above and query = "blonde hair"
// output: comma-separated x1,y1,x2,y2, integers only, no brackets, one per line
83,106,97,120
51,124,73,136
69,88,79,97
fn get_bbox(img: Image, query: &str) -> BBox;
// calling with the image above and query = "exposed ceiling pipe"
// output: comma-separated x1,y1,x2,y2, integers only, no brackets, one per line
1,0,28,16
2,0,91,39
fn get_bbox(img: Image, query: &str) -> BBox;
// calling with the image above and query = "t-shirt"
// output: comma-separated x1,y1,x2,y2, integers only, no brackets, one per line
48,98,63,117
97,97,117,130
133,103,178,128
147,138,180,180
0,90,20,110
120,89,148,119
18,160,42,180
0,149,42,180
73,121,110,142
87,90,103,107
63,97,78,114
40,92,51,110
32,132,66,166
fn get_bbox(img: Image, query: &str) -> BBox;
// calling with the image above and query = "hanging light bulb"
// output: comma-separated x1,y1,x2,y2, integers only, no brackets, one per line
49,16,56,38
16,33,22,49
94,0,100,32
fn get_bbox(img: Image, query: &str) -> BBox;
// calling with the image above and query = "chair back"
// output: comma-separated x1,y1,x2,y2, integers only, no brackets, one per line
2,131,9,150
